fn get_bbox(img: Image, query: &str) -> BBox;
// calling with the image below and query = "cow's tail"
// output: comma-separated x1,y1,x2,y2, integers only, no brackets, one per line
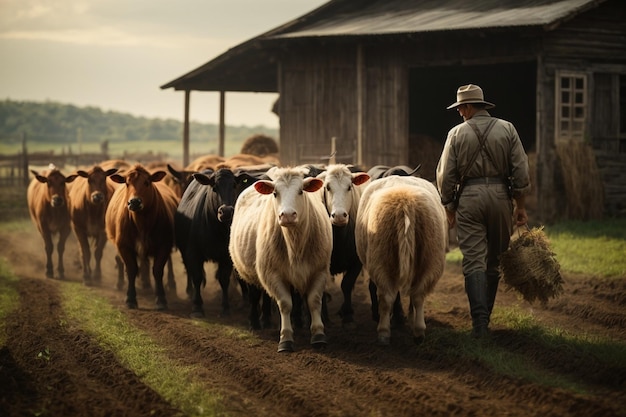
398,198,415,292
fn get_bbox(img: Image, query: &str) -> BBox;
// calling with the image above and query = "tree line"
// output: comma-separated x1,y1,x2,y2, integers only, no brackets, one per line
0,99,278,145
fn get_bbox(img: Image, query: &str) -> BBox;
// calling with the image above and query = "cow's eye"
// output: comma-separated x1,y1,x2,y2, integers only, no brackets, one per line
326,185,331,192
273,191,277,198
347,185,352,191
299,189,303,195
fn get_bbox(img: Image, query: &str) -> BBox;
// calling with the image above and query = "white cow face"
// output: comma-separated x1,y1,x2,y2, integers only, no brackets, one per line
322,167,370,227
254,172,324,227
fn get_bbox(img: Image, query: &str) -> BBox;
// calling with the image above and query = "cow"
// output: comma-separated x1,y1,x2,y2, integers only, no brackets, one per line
367,164,422,180
100,159,175,292
27,166,77,279
355,175,447,346
67,165,118,285
105,164,179,310
175,168,259,318
229,167,333,352
316,164,370,327
217,153,281,170
363,164,422,325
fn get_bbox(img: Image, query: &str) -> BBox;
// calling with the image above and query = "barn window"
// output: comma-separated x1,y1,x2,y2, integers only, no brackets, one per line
555,72,587,142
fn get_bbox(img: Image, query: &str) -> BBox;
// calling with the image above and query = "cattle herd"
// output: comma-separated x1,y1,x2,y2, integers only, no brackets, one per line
26,135,448,352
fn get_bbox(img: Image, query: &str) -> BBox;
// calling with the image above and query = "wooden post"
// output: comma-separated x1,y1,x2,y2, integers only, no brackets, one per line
356,43,364,166
330,137,337,165
21,132,29,187
219,91,225,157
183,90,190,167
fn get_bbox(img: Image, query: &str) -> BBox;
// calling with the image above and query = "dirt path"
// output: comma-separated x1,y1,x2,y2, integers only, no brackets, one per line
1,226,625,417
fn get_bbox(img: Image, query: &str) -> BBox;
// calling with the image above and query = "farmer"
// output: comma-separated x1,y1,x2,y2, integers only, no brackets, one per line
436,84,530,338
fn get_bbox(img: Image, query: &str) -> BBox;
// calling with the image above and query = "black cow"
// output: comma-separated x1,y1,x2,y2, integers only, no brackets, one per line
175,168,257,318
367,164,422,180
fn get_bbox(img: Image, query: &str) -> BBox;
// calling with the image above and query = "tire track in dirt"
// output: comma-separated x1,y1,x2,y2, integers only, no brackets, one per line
122,290,624,417
0,277,183,417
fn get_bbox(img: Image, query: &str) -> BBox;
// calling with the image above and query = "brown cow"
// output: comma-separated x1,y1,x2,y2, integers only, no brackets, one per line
105,164,179,309
68,165,118,285
216,153,281,170
356,175,447,346
27,166,78,279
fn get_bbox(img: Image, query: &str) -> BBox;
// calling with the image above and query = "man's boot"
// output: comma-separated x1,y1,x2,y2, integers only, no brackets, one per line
465,271,490,338
486,272,500,321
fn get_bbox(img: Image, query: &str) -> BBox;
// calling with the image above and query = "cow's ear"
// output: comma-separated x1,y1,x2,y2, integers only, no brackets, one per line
31,170,46,183
77,170,89,178
104,168,118,177
254,180,275,195
150,171,167,183
303,177,324,193
352,172,370,186
65,174,78,183
110,174,125,184
167,164,182,181
192,173,211,185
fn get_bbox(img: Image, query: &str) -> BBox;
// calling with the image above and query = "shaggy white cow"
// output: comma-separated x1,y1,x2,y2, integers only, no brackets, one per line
229,167,333,352
356,175,447,345
317,164,370,326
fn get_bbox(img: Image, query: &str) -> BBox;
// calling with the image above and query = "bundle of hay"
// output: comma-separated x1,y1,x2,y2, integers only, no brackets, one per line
499,226,564,304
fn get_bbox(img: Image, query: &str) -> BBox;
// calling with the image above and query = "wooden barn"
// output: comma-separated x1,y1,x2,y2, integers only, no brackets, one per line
161,0,626,223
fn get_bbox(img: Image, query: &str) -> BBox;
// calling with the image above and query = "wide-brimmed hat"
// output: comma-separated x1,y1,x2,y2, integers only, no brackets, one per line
447,84,495,109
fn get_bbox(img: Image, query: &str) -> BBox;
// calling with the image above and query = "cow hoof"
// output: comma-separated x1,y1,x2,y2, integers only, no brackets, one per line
377,336,390,346
310,334,328,349
156,303,167,311
414,335,425,345
277,340,294,353
126,301,138,309
83,280,93,287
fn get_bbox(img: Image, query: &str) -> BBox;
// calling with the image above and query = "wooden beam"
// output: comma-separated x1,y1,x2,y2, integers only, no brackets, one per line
183,90,190,167
219,91,225,157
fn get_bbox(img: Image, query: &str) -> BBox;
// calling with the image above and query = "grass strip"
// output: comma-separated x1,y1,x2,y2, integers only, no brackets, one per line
61,282,227,417
0,258,20,346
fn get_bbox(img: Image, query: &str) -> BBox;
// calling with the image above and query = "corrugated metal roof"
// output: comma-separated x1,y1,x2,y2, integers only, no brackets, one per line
161,0,605,91
270,0,600,39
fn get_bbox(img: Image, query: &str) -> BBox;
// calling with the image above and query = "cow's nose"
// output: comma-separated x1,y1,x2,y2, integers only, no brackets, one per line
91,192,104,204
331,210,349,226
279,210,297,226
51,195,64,207
128,197,143,211
217,205,234,223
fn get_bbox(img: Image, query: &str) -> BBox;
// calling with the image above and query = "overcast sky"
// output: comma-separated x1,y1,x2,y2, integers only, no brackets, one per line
0,0,328,128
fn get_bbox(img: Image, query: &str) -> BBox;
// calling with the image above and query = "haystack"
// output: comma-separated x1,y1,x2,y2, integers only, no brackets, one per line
556,140,604,220
499,226,564,304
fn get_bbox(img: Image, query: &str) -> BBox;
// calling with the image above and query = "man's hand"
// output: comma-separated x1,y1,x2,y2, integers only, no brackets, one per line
514,207,528,226
445,208,456,229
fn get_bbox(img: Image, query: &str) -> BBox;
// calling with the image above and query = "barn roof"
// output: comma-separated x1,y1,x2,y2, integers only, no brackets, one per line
160,0,605,92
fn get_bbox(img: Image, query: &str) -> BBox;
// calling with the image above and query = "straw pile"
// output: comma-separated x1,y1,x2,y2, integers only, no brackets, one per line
499,226,564,304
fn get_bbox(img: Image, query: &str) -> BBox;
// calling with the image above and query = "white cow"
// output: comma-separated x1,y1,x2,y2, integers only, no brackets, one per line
356,175,447,345
229,167,333,352
316,164,370,326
